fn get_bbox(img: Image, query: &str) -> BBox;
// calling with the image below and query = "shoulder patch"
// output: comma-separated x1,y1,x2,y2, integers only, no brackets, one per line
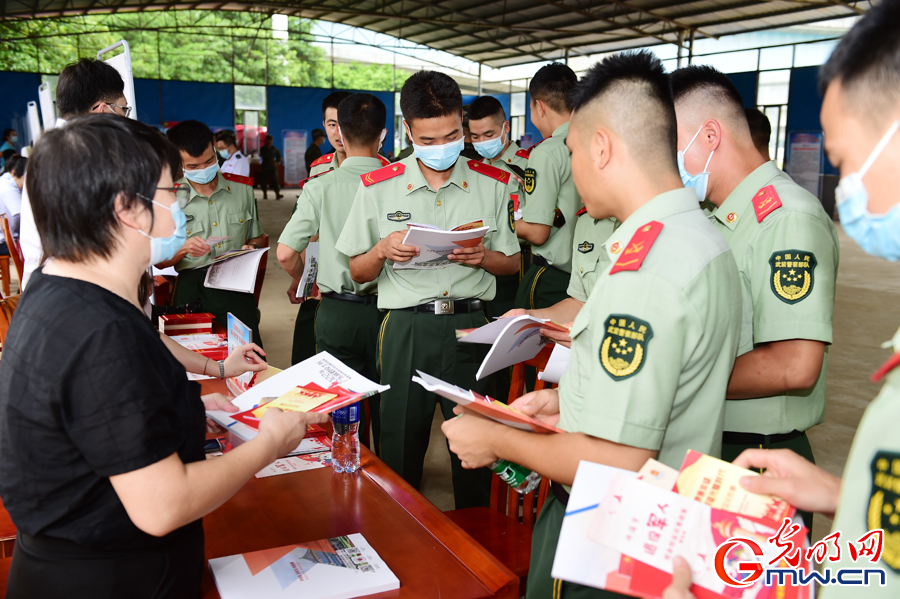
609,221,663,275
576,207,588,217
769,251,816,304
523,168,536,195
378,155,391,167
753,184,783,222
299,170,331,190
515,137,549,159
221,172,252,187
467,160,510,185
868,451,900,572
361,163,405,187
311,153,334,167
600,314,653,381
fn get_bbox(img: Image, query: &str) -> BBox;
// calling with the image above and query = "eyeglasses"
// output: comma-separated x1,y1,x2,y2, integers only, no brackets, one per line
158,183,191,207
94,102,133,118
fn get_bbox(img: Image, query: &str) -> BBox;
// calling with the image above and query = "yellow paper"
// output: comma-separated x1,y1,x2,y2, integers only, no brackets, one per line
251,387,336,419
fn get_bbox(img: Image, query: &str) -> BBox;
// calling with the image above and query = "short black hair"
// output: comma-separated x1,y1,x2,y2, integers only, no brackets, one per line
5,155,25,178
530,63,578,114
311,128,325,141
669,65,746,114
2,129,14,142
820,0,900,125
337,93,386,147
468,96,506,124
744,107,771,151
27,114,181,262
215,130,237,147
570,50,677,174
1,150,14,163
400,71,463,122
56,58,125,119
166,120,215,158
322,91,353,120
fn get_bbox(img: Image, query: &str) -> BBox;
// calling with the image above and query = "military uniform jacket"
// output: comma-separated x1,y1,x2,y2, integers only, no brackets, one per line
559,189,742,469
279,156,383,296
176,173,264,271
481,142,528,213
336,155,521,310
708,161,839,435
567,213,618,303
221,150,250,178
521,121,582,273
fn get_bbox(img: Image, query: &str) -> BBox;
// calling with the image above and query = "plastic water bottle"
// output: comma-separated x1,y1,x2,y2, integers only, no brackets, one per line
491,459,541,494
331,402,361,473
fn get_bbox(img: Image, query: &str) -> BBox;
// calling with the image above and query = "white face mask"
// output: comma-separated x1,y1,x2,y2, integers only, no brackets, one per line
677,123,714,201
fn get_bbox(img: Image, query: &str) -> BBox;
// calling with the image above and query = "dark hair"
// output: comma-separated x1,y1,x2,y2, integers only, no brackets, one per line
1,149,14,163
166,120,215,158
337,93,386,147
400,71,463,122
530,63,578,114
27,114,181,262
2,129,14,142
570,50,677,172
215,130,237,148
819,0,900,120
311,128,326,141
322,91,353,120
669,65,746,112
468,96,506,123
56,58,125,119
5,155,26,178
744,107,771,150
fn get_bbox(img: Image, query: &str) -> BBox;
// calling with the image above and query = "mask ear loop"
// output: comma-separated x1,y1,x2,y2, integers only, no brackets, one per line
682,123,705,154
860,120,900,178
702,149,715,173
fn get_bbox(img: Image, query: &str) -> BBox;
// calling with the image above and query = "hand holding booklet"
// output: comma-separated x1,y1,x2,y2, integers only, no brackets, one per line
392,221,489,270
203,247,269,293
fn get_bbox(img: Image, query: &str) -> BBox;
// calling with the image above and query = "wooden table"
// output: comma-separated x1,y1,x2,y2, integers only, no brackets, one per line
200,378,518,599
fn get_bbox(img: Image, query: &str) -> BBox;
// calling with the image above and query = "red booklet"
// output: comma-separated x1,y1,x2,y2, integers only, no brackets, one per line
231,382,375,430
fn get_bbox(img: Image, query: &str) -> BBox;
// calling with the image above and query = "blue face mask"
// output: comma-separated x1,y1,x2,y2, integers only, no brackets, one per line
407,125,463,171
677,124,714,201
184,161,219,184
836,120,900,261
9,136,17,145
218,148,231,159
473,129,507,160
139,199,188,265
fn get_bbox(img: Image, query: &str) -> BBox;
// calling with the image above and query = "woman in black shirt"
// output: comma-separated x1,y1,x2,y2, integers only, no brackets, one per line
0,114,327,599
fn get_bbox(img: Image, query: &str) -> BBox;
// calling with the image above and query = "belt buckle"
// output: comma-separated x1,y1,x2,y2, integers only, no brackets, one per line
434,300,454,315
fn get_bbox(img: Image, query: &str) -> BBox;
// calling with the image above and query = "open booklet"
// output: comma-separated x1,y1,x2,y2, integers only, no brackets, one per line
457,315,570,380
231,383,380,430
209,533,399,599
411,370,561,434
203,247,269,293
538,343,570,384
552,457,809,599
393,221,489,270
207,351,390,453
296,241,319,300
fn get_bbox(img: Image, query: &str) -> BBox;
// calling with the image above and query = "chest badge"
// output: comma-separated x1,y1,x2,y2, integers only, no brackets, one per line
387,211,411,222
769,250,817,304
577,241,594,254
869,451,900,572
600,314,653,381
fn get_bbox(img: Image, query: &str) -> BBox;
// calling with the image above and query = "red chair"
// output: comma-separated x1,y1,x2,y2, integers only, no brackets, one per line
445,344,558,596
0,495,16,559
0,217,21,296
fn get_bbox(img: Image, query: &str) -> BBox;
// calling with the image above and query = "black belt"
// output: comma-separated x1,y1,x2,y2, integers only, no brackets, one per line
550,481,569,507
398,299,484,315
723,429,804,446
532,254,551,268
322,292,377,305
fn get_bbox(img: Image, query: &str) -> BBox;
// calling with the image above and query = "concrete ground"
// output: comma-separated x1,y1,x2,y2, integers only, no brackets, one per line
250,189,895,541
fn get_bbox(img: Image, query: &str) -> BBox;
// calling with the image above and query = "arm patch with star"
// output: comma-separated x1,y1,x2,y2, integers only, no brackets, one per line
523,168,536,195
600,315,653,380
769,250,816,304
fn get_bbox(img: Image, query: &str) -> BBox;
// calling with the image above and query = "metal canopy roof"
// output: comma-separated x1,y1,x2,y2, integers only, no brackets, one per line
2,0,870,68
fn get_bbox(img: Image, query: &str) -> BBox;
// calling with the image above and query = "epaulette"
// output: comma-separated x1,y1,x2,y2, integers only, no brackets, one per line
576,207,588,217
299,170,332,190
467,160,510,185
609,221,664,275
752,185,783,223
361,163,405,187
872,351,900,382
378,155,391,167
221,172,252,187
311,153,334,167
515,137,549,159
